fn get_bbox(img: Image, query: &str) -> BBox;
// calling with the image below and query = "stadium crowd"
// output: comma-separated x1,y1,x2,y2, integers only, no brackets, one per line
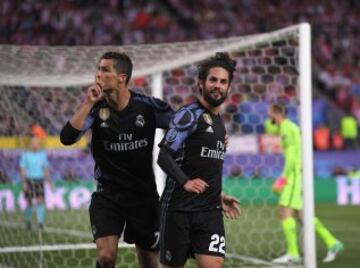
0,0,359,149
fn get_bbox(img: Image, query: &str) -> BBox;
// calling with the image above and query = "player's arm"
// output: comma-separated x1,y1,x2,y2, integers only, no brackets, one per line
43,154,53,190
281,127,297,178
60,83,103,145
221,192,241,220
43,167,50,182
158,147,208,193
20,168,26,181
19,155,28,191
273,126,297,192
158,147,188,185
157,107,208,193
20,168,28,192
43,166,54,191
282,146,296,178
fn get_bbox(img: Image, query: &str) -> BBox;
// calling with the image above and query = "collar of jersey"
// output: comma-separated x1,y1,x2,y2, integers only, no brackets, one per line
196,100,220,116
104,90,133,115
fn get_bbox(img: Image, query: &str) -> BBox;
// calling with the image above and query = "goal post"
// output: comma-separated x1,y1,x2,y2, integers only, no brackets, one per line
0,23,315,267
298,23,316,268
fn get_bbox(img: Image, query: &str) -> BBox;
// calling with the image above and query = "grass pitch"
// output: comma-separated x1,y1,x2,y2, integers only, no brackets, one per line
0,204,358,267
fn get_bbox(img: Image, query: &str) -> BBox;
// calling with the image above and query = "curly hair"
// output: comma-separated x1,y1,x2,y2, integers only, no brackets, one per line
198,52,237,83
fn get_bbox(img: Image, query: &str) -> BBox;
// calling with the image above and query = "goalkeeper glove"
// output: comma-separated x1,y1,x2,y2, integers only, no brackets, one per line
272,176,287,193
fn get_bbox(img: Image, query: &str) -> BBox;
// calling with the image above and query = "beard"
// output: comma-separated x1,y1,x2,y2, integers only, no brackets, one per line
203,88,228,107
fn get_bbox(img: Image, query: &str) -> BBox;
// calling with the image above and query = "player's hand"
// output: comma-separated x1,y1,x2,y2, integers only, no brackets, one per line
272,176,287,193
22,181,28,192
221,194,241,220
183,178,209,194
86,82,104,104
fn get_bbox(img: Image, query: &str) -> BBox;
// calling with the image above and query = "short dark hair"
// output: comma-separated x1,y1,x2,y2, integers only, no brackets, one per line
271,104,286,115
198,52,237,83
100,51,133,85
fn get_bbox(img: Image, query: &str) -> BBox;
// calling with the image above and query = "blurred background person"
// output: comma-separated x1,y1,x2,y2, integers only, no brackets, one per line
20,136,52,230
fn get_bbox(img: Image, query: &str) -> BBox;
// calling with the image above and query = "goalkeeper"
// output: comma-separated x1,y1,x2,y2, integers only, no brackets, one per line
268,104,344,264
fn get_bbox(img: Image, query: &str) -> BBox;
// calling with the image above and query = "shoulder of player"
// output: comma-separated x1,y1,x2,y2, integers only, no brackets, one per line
280,119,300,140
171,102,204,130
130,90,172,112
286,119,300,134
282,118,296,130
20,152,29,159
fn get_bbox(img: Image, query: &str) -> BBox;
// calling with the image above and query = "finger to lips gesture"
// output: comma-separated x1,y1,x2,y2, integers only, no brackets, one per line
87,81,104,103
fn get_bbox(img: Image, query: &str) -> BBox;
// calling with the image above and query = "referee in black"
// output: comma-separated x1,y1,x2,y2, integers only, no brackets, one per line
60,52,174,268
158,52,241,268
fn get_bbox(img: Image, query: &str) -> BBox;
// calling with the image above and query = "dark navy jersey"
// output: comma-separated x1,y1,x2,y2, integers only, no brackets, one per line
160,101,226,211
77,90,174,204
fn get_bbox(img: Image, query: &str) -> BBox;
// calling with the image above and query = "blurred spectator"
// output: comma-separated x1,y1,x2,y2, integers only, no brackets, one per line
314,124,330,151
340,113,358,149
228,165,245,180
335,86,352,111
312,95,327,130
331,131,344,150
30,123,47,139
0,168,10,184
347,166,360,180
63,165,77,182
331,166,347,177
251,167,262,180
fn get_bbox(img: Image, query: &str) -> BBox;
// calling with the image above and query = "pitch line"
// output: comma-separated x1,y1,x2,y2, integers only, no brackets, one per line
0,220,90,238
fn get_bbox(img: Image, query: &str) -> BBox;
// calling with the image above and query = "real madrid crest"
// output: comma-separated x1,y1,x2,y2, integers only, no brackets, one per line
135,114,145,127
99,108,110,121
203,113,213,125
99,108,110,128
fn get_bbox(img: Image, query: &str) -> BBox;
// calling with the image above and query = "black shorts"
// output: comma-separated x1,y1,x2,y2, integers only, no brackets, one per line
24,179,45,199
160,210,225,266
89,192,160,251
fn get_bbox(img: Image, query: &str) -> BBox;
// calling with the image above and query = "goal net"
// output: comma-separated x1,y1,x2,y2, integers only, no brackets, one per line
0,23,314,267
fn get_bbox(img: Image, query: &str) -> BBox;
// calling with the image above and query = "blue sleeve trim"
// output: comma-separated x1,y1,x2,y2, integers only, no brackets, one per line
161,104,203,152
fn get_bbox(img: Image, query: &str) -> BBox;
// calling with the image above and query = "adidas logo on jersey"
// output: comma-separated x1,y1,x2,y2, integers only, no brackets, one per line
205,126,214,133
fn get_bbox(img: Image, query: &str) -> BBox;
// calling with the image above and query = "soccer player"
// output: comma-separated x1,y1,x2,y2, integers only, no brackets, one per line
268,104,344,264
20,136,52,230
157,52,241,268
60,51,174,268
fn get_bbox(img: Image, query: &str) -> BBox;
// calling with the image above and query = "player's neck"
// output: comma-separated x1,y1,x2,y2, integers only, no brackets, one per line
106,87,131,111
199,97,220,114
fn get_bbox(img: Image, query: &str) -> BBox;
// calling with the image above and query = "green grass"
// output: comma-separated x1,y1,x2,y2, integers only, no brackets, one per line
315,205,360,268
0,204,359,267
